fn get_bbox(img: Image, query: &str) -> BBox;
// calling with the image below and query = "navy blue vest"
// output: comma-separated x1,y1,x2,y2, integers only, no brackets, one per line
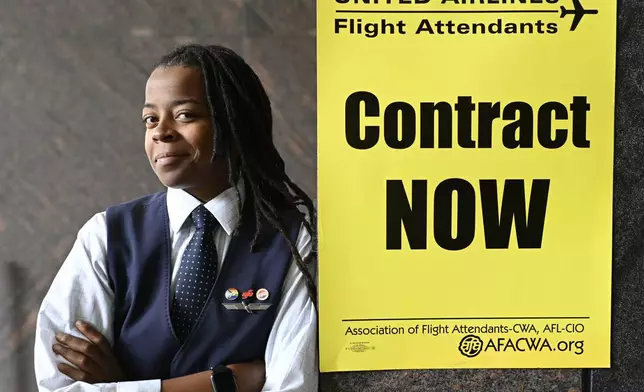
105,192,301,380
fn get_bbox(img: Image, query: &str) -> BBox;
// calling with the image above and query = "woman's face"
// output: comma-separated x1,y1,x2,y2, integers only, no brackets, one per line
142,65,220,192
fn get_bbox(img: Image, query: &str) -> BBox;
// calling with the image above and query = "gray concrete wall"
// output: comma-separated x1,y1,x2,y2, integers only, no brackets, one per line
0,1,641,391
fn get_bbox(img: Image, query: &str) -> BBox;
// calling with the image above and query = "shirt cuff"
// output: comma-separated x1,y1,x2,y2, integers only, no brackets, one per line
116,379,162,392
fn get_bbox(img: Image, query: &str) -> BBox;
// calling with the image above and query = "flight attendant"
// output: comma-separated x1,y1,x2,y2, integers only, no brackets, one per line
33,44,318,392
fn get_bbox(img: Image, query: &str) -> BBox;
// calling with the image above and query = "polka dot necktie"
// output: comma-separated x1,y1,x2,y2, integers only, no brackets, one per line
171,205,219,342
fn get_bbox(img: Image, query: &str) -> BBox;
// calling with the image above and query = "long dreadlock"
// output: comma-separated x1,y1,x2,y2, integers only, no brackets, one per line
154,44,318,307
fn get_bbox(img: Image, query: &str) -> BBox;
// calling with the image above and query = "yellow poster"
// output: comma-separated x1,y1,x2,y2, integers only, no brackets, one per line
317,0,616,371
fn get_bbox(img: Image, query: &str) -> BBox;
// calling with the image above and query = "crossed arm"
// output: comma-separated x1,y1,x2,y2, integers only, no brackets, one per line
51,321,265,392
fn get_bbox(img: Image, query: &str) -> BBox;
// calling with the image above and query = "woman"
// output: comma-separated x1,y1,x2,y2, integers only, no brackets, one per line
34,44,318,392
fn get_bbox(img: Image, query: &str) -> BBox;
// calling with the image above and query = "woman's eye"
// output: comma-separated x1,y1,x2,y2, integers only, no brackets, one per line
177,113,193,120
142,116,157,125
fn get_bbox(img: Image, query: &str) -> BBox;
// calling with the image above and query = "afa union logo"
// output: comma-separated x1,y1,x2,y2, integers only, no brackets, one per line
459,335,484,358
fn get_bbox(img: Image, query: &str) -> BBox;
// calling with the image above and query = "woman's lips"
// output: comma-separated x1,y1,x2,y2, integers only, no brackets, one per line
154,152,190,165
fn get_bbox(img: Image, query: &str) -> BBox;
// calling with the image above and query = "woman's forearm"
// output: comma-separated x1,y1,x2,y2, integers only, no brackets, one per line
161,370,212,392
161,361,265,392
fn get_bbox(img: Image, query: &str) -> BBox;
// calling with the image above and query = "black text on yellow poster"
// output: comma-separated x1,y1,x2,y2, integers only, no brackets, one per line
317,0,616,371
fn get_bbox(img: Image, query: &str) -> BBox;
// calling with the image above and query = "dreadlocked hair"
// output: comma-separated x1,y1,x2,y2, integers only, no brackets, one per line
154,44,318,307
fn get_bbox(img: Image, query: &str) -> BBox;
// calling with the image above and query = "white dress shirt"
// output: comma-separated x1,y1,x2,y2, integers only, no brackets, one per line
33,184,319,392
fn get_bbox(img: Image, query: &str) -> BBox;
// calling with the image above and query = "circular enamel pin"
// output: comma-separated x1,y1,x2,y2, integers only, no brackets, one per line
256,288,269,301
225,288,239,300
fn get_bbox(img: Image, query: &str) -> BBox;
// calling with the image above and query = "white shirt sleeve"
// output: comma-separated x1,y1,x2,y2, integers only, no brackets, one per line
262,223,319,392
33,212,161,392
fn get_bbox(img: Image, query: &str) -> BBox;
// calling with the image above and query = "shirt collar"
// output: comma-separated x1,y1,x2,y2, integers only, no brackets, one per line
166,180,245,236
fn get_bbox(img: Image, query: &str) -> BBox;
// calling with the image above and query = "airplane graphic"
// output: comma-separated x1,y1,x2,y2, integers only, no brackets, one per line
560,0,599,31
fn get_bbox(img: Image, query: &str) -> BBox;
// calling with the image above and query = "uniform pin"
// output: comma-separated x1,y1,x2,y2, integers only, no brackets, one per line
225,288,239,301
241,289,255,314
241,289,254,300
256,288,269,301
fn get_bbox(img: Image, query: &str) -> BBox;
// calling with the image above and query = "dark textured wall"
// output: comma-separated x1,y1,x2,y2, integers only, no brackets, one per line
0,1,640,391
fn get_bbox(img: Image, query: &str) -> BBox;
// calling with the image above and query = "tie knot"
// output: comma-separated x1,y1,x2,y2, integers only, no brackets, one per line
191,205,216,230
